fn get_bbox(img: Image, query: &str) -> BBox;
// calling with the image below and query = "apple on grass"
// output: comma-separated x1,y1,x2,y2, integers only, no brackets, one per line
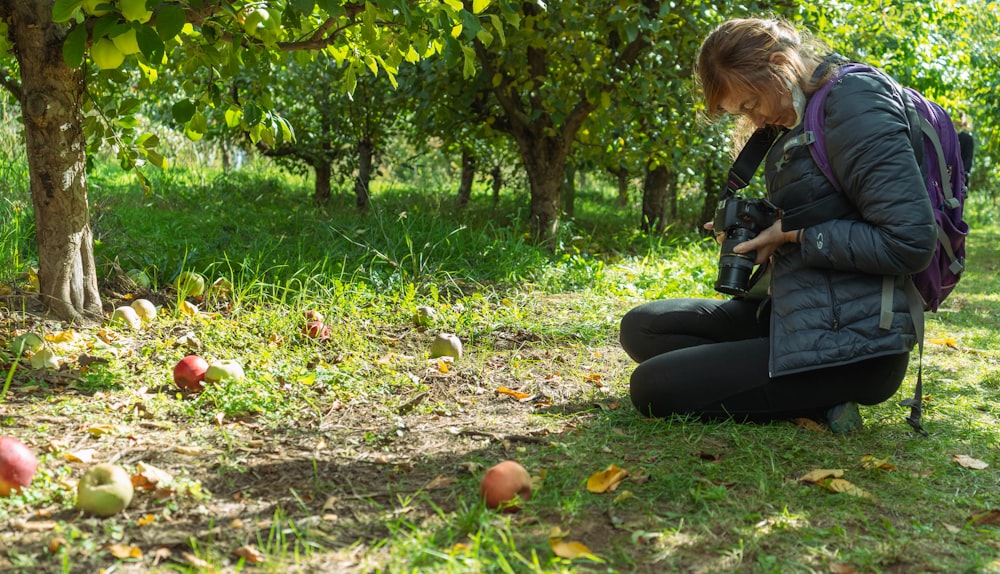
204,360,245,384
302,320,330,340
77,463,134,517
0,436,39,497
110,305,141,330
430,333,463,360
480,460,532,512
130,298,157,321
174,355,209,391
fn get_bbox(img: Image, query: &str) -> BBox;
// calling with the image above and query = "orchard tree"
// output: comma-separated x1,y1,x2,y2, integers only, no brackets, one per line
468,0,666,242
0,0,509,323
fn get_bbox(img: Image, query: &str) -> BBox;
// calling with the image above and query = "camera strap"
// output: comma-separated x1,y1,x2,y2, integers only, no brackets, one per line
725,126,785,196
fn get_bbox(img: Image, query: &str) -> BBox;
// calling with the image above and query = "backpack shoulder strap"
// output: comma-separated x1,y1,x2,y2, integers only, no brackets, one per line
803,62,884,191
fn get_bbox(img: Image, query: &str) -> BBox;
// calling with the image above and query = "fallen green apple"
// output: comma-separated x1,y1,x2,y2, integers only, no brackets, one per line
413,306,436,327
430,333,463,360
174,271,206,297
10,332,44,355
204,359,245,383
30,348,60,370
77,463,134,517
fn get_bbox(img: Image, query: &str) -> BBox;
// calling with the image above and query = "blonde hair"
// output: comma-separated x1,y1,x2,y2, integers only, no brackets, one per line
696,18,831,121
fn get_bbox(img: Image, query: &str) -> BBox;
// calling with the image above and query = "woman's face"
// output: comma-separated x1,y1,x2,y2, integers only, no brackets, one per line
719,83,795,129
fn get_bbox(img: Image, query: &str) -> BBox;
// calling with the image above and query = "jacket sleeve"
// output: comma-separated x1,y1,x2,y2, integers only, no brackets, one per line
798,71,937,275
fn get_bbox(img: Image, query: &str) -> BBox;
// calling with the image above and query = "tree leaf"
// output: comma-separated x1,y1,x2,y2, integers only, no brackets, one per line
52,0,82,23
155,5,187,41
62,24,88,68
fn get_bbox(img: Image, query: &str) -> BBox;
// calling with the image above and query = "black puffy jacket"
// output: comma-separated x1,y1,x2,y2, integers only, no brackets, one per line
763,67,937,377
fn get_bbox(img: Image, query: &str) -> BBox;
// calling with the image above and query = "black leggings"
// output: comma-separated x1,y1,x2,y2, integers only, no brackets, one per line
619,298,910,423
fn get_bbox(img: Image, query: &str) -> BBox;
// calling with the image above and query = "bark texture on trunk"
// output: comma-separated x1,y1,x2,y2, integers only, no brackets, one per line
5,1,102,322
354,139,372,211
641,163,673,234
457,148,475,208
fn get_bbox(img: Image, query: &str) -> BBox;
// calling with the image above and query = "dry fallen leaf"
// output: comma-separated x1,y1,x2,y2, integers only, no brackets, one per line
968,509,1000,525
548,528,600,561
64,449,97,464
586,464,629,493
233,545,266,564
929,337,958,348
424,474,455,490
860,455,896,471
951,454,989,470
497,387,532,401
824,478,873,499
792,417,828,433
107,544,143,559
798,469,845,483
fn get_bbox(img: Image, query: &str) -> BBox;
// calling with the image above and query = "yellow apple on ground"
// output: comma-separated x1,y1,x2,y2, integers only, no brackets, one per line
130,299,157,321
430,333,463,360
30,348,60,370
480,460,532,512
77,463,134,517
110,306,141,330
0,436,39,497
92,38,125,70
204,360,245,383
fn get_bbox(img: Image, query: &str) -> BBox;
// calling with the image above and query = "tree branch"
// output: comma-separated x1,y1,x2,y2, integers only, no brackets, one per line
0,66,22,102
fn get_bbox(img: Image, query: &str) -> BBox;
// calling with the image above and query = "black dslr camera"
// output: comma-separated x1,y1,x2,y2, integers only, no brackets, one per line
713,194,779,296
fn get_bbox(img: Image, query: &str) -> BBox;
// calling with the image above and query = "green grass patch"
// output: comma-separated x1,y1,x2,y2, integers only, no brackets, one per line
0,160,997,573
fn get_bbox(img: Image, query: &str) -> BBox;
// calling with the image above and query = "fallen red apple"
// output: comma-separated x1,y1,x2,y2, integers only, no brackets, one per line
77,463,134,517
480,460,532,512
173,355,209,391
0,436,39,497
302,320,330,339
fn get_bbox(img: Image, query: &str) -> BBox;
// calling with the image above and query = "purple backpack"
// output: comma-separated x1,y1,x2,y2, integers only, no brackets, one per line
804,63,969,312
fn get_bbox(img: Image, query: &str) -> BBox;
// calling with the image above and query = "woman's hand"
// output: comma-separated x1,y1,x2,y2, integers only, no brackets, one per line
732,220,799,264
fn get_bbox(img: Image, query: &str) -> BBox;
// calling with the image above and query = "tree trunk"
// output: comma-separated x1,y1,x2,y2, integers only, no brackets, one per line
641,163,674,234
615,167,629,207
314,160,332,204
512,133,568,243
6,2,101,323
561,161,576,219
700,155,726,236
457,148,475,208
491,165,503,209
355,139,373,211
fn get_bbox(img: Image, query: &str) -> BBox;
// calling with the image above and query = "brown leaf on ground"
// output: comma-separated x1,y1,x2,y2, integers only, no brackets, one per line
968,509,1000,525
951,454,989,469
792,417,828,432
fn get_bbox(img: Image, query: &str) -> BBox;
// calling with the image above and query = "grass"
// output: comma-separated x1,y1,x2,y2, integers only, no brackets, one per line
0,156,998,573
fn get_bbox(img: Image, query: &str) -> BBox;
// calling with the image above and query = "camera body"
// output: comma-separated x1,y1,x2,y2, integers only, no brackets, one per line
713,195,779,295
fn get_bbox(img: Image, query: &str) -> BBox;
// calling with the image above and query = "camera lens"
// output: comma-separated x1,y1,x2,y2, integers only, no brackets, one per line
714,232,757,295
